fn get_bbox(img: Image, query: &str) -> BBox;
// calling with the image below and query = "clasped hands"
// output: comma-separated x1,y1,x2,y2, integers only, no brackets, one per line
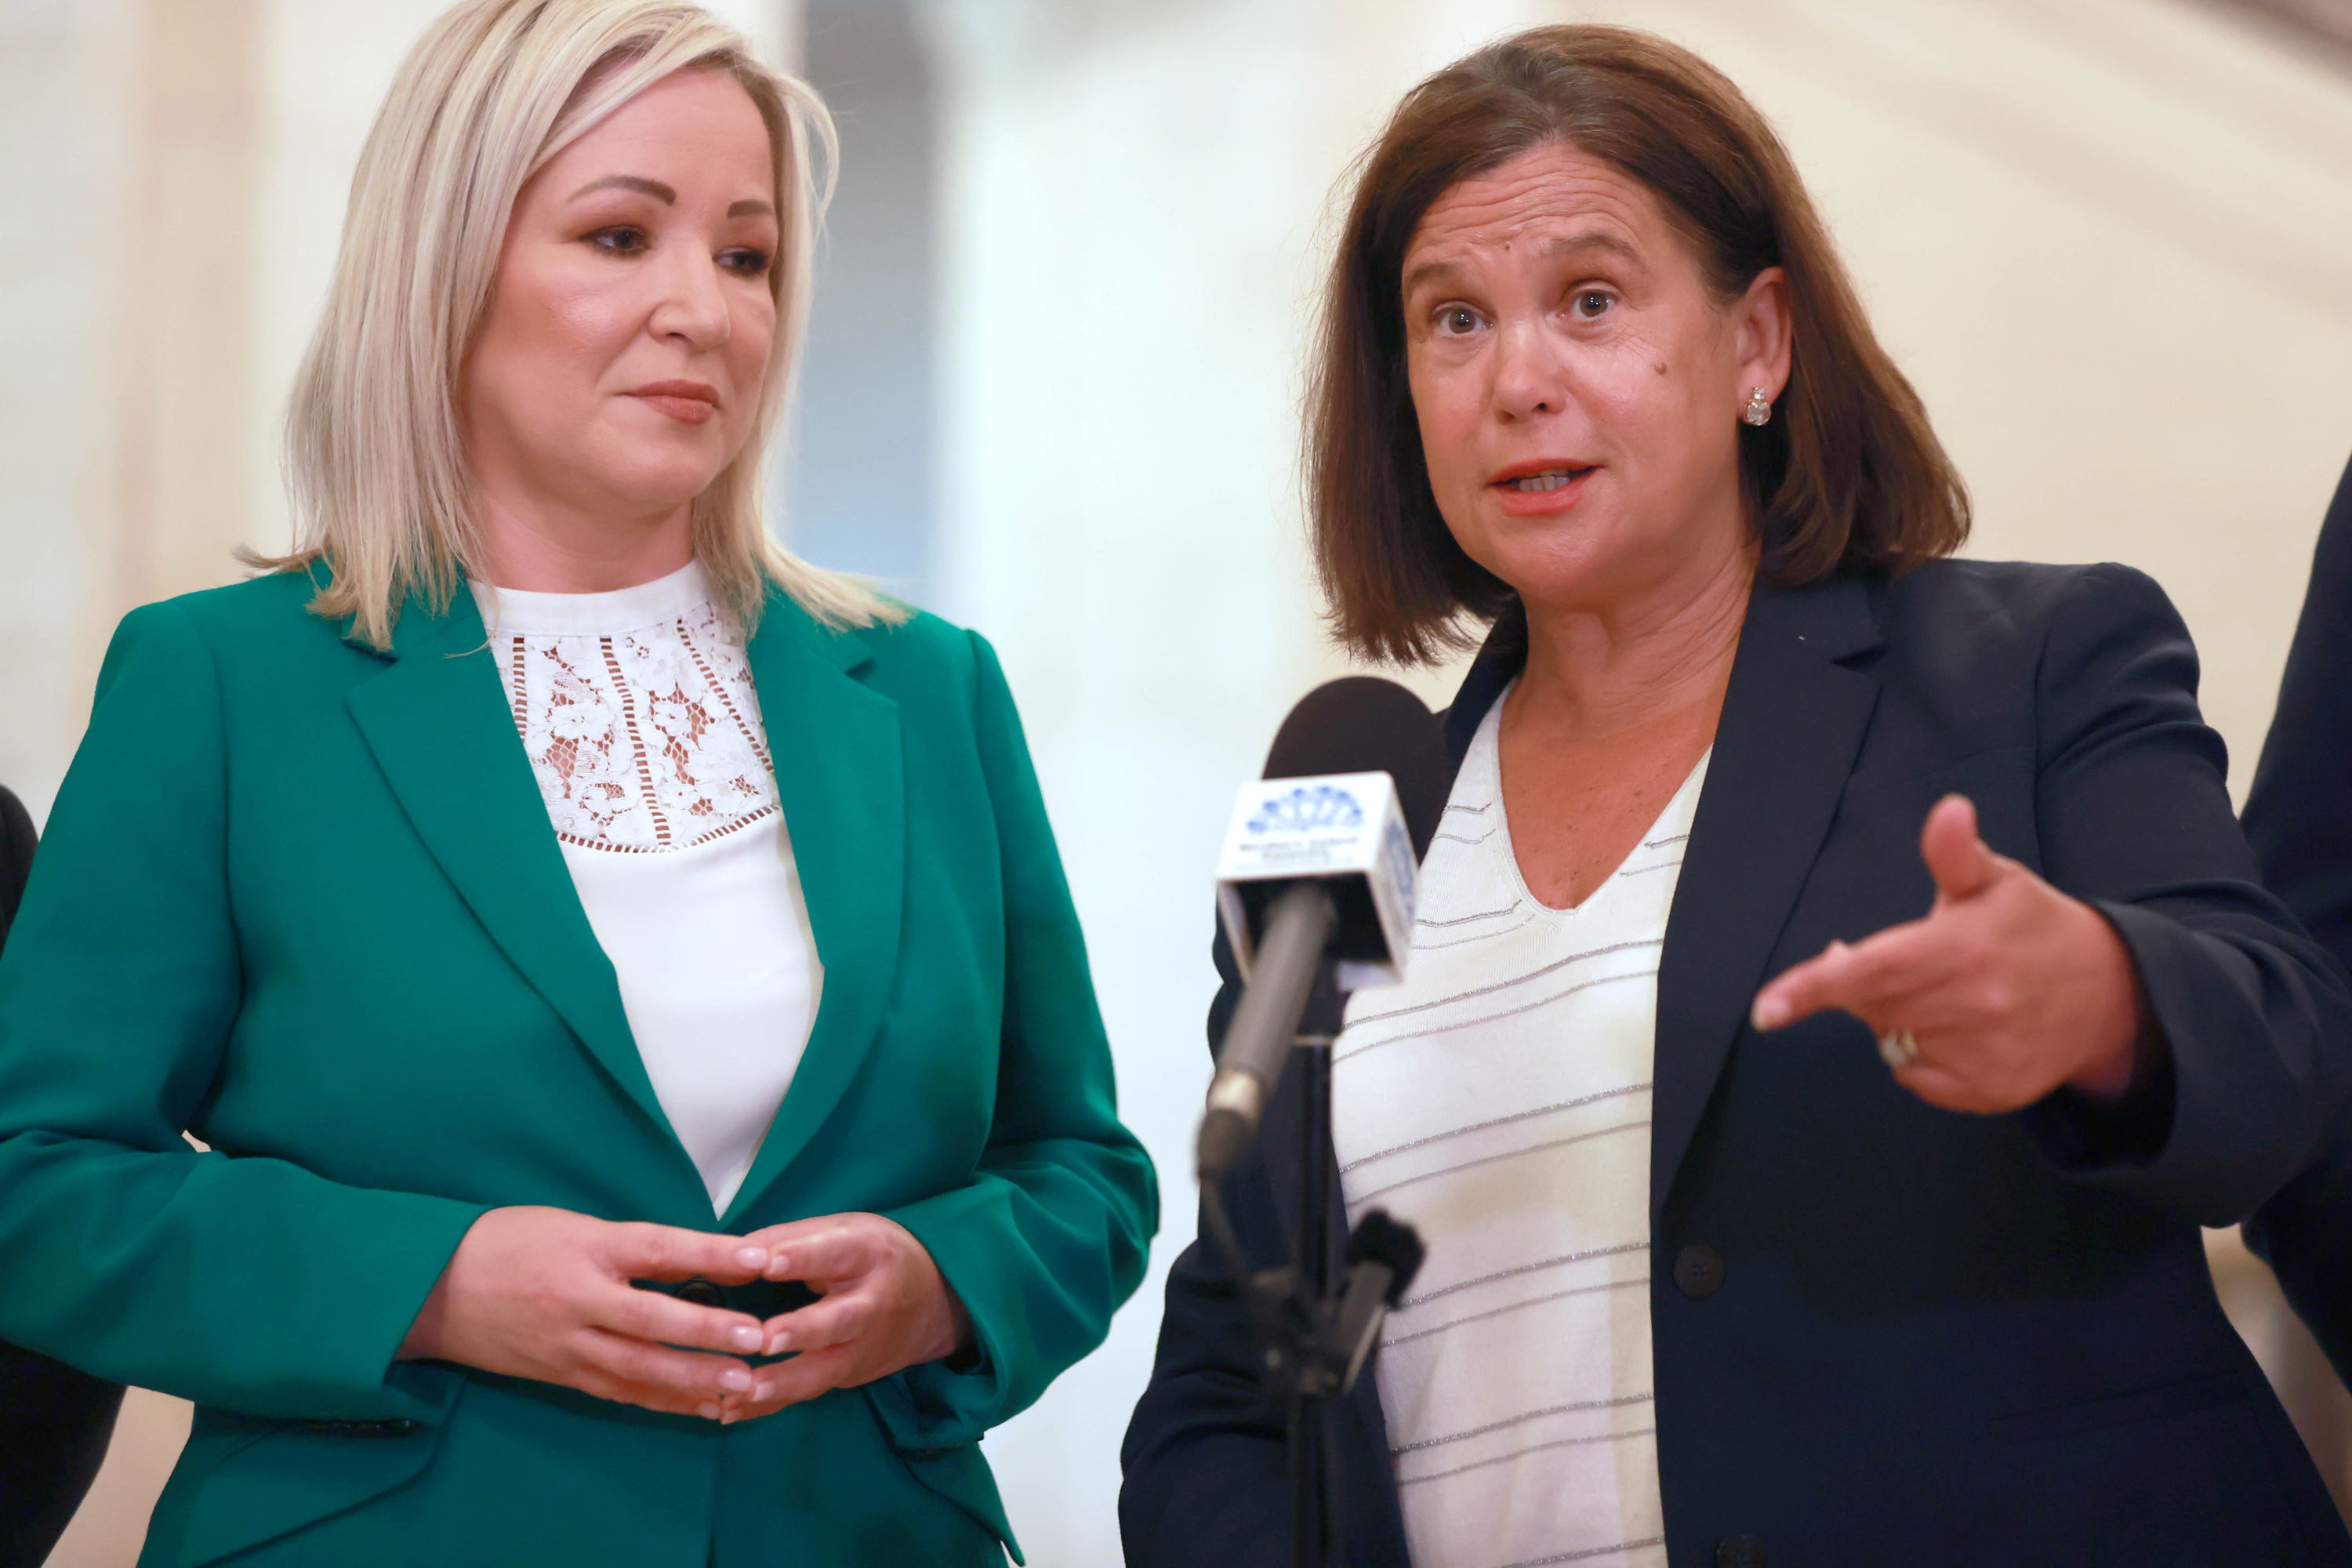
399,1208,972,1425
1749,794,2158,1113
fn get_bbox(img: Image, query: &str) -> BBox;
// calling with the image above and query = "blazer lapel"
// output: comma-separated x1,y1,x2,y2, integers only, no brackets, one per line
344,589,685,1152
1442,609,1526,769
1650,575,1882,1224
720,594,906,1229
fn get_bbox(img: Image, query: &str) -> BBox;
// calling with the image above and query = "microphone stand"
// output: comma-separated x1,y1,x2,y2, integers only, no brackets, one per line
1290,1018,1335,1568
1198,957,1425,1568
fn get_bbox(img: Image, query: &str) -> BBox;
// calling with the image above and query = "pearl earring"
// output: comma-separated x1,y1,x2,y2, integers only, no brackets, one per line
1741,387,1773,427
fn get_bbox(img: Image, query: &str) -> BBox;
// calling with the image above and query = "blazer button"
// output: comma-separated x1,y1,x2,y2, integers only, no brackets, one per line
1715,1536,1766,1568
675,1276,725,1308
1673,1243,1726,1299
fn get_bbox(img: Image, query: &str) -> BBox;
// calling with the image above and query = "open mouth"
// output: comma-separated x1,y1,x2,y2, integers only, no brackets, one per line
1492,463,1597,499
1502,467,1588,493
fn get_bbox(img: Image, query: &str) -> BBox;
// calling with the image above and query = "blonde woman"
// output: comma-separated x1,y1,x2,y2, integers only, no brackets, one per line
0,2,1154,1563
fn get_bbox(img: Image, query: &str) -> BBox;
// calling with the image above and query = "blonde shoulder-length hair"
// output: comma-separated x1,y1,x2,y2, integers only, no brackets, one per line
256,0,899,651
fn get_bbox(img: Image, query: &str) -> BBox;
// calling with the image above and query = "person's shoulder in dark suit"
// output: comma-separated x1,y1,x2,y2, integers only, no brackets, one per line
2242,451,2352,1390
0,780,127,1568
0,785,33,942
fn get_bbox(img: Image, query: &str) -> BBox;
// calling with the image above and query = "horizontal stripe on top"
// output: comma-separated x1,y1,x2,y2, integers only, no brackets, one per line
1334,688,1708,1568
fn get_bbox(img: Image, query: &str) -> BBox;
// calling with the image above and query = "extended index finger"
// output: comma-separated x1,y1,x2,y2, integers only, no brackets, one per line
1751,916,1953,1032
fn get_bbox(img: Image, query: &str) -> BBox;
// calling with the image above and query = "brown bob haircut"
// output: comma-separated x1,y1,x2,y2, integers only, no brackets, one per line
1310,24,1970,664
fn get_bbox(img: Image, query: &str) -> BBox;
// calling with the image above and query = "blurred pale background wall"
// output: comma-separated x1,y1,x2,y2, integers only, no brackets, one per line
4,0,2351,1563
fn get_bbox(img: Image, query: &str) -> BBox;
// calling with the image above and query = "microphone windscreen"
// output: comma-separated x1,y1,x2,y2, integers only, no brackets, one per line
1261,677,1450,860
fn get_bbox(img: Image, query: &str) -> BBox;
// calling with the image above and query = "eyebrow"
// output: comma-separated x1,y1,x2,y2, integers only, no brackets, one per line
1538,231,1641,269
1401,230,1642,296
567,174,775,220
570,174,677,204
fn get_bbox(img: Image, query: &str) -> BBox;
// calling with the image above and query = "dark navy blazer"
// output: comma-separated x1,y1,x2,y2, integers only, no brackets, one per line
0,785,124,1568
1123,561,2352,1568
2241,451,2352,1388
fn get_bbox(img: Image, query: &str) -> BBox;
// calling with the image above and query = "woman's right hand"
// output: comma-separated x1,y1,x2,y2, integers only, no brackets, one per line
397,1206,773,1420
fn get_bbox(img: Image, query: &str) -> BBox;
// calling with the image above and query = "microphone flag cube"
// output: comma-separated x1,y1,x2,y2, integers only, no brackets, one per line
1214,771,1419,991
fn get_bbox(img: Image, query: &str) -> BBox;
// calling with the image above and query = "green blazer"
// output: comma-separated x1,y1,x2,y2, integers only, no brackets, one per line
0,570,1157,1567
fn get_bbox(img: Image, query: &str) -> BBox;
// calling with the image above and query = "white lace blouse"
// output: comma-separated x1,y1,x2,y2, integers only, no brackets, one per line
470,562,820,1214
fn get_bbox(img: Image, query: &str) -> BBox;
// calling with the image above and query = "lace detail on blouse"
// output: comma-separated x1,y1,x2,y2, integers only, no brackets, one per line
487,593,777,855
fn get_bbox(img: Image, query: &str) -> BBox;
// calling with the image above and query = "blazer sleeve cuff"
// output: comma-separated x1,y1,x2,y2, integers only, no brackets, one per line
2019,899,2320,1226
326,1191,492,1425
866,1181,1018,1451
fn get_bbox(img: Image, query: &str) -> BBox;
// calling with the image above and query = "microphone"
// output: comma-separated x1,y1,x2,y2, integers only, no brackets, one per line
1196,677,1449,1180
1332,1208,1427,1394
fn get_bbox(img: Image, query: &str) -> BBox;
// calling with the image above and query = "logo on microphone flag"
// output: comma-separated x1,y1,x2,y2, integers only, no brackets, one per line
1216,771,1417,990
1247,784,1366,836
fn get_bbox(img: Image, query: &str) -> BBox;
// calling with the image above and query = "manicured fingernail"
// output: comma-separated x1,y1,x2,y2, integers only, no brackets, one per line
1751,996,1789,1030
696,1402,720,1421
753,1379,774,1401
766,1252,790,1279
735,1246,767,1270
768,1330,791,1356
720,1408,739,1425
720,1367,752,1393
729,1325,761,1351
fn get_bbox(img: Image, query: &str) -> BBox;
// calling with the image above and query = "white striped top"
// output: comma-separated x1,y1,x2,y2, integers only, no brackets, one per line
1332,689,1707,1568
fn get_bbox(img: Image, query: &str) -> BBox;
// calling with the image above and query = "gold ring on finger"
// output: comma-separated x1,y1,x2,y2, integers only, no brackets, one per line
1878,1029,1922,1069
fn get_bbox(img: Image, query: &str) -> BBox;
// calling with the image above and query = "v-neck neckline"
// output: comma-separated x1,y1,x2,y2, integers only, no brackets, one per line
1475,686,1711,920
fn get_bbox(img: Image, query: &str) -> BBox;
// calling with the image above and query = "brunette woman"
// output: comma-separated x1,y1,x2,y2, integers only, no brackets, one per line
1124,27,2352,1568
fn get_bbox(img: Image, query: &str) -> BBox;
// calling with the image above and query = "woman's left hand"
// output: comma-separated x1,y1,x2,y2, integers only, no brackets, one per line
1749,794,2156,1114
713,1211,973,1424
